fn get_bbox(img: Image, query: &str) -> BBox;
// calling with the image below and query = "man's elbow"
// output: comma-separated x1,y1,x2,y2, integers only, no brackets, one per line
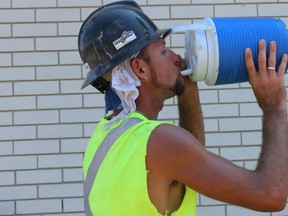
259,189,288,212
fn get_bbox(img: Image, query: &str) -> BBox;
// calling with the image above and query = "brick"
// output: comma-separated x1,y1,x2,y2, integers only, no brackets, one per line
197,205,226,216
0,156,37,171
13,23,57,37
155,19,193,31
37,65,81,80
199,195,225,205
142,6,170,19
0,83,12,96
59,51,82,64
42,213,83,216
63,168,83,182
220,146,261,160
206,147,220,156
58,22,82,36
193,0,233,3
215,4,257,17
204,119,219,132
39,183,83,198
81,8,97,21
199,82,240,90
240,103,262,116
61,80,88,94
13,52,58,66
0,141,13,155
0,9,34,23
0,0,10,8
38,154,83,168
0,38,34,52
12,0,56,8
0,112,12,126
0,201,14,215
202,104,239,118
0,172,15,185
219,89,256,103
36,37,78,51
58,0,101,7
158,105,179,119
148,0,190,4
199,90,219,104
14,110,59,125
244,160,257,171
0,186,37,200
0,24,11,37
14,140,59,154
227,205,269,216
83,93,105,108
242,131,262,145
37,95,82,109
63,198,84,212
171,5,214,19
14,81,59,95
219,117,262,132
165,97,175,106
237,0,277,2
43,214,84,216
233,161,244,168
16,199,62,214
60,108,102,123
0,54,11,66
171,34,185,47
259,3,288,17
84,123,98,138
61,138,88,153
206,132,241,147
38,124,83,139
0,67,35,81
16,169,62,184
0,126,36,141
36,9,80,22
103,0,146,5
0,96,36,111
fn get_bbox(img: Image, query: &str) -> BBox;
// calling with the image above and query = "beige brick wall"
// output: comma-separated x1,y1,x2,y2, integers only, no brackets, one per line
0,0,288,215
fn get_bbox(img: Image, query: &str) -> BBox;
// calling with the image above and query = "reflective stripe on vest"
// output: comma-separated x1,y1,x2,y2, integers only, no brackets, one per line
84,117,143,216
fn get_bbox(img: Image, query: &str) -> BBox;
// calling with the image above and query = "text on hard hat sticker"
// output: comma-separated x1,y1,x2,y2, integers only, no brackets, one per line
113,31,137,50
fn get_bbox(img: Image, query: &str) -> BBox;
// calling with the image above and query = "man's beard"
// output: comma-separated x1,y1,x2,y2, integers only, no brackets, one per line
173,78,185,96
151,67,185,97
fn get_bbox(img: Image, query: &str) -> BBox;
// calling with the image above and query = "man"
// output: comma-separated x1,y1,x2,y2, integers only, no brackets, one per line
78,1,288,215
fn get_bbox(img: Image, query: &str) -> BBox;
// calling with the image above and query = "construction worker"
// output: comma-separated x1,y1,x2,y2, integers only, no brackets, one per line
78,1,288,215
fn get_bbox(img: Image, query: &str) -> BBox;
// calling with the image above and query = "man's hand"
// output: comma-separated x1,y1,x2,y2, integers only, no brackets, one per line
245,40,287,112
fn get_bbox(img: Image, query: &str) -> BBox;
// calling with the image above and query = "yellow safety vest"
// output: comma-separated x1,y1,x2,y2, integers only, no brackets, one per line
83,112,196,215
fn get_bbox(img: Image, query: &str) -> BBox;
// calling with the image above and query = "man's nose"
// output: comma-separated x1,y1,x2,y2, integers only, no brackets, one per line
168,49,181,65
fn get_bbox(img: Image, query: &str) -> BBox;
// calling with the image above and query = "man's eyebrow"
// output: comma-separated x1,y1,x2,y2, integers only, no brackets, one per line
157,39,166,47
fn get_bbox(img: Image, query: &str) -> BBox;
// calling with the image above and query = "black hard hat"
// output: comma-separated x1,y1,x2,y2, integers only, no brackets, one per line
78,0,171,91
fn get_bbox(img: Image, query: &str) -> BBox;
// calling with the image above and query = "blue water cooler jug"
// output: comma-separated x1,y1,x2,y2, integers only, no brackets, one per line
175,17,288,85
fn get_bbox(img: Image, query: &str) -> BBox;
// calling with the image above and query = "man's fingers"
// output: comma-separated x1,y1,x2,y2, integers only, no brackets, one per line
277,53,288,77
245,47,257,80
258,40,267,74
267,41,276,71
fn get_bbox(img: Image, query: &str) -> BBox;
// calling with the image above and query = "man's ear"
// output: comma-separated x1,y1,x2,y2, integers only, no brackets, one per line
130,58,148,81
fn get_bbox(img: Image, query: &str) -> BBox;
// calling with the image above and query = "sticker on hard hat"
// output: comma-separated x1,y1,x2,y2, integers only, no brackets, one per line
113,31,137,50
83,63,91,74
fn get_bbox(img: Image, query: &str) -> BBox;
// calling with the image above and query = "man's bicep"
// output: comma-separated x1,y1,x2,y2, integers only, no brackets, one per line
146,124,268,211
